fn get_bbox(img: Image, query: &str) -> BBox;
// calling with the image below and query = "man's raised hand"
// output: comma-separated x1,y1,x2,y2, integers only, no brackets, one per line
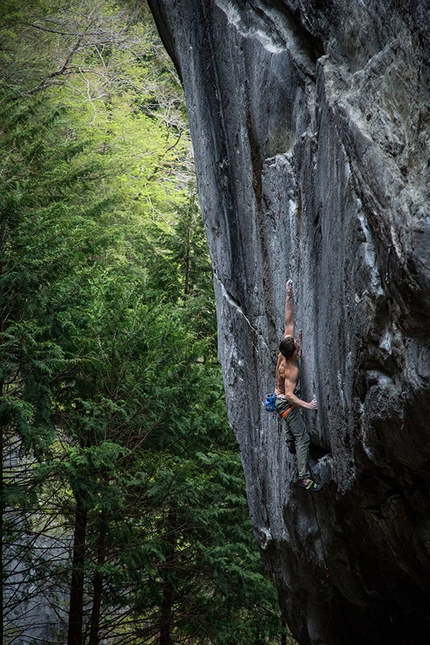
286,279,293,296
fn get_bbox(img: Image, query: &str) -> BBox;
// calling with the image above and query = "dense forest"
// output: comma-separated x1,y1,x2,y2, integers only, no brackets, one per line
0,1,293,644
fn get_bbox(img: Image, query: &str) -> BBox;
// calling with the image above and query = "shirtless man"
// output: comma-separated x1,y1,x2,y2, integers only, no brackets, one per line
275,280,323,492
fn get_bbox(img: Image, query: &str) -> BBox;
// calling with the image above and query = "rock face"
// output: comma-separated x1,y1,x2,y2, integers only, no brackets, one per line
148,2,430,643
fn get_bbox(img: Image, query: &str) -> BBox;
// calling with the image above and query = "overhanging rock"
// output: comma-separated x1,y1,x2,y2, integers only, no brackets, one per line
148,2,430,643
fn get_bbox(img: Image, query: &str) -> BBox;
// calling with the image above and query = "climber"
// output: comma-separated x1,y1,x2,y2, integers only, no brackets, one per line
274,280,324,492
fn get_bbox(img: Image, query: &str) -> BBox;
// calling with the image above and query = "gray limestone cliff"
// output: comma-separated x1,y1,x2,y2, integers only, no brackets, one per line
148,2,430,643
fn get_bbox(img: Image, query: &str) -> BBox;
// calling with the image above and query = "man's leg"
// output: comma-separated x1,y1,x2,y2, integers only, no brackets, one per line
275,400,295,442
286,408,310,480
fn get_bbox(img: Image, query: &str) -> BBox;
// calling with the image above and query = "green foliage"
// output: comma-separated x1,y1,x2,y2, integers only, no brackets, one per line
0,2,289,645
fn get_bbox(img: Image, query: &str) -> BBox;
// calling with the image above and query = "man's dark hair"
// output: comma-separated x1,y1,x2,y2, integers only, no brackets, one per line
279,336,295,359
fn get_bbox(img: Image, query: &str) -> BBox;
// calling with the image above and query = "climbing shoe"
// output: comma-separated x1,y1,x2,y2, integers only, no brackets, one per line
299,478,324,492
287,440,296,455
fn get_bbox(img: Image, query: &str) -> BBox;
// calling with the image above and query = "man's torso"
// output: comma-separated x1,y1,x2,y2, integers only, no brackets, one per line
275,354,300,395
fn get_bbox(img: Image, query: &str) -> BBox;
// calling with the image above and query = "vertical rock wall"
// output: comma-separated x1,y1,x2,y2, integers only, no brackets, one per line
148,1,430,643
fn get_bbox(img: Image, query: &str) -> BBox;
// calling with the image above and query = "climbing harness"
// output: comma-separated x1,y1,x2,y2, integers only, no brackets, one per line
264,392,295,418
279,404,296,419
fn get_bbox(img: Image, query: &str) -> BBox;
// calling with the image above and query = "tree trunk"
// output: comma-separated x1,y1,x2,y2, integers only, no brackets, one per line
67,497,88,645
0,387,4,645
159,504,177,645
0,226,5,644
89,516,107,645
159,577,174,645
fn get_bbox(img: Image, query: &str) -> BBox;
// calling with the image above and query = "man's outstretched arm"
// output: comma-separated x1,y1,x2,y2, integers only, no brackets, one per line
284,280,294,338
284,374,318,410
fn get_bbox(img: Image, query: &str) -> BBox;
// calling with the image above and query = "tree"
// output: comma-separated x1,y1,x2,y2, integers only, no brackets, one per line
0,80,98,641
0,2,289,644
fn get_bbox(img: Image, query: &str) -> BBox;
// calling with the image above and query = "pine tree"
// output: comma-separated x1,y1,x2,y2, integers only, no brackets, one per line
0,80,115,642
0,2,291,644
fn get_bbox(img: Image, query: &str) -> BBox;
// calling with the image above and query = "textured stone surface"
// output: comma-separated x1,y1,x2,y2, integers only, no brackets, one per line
149,1,430,643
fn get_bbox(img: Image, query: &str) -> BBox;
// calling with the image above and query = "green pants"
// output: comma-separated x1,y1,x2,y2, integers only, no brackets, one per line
275,400,310,480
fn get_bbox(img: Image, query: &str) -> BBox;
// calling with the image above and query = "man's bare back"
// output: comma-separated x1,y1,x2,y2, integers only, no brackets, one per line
275,351,299,396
